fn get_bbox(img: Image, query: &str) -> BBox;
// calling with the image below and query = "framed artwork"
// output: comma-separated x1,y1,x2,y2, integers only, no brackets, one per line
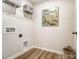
42,7,59,26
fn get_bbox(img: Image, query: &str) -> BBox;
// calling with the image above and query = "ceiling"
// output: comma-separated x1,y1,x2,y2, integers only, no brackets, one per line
30,0,48,4
30,0,75,4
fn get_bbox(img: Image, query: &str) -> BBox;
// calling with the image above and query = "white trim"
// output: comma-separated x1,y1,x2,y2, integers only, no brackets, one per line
33,46,64,54
7,45,65,59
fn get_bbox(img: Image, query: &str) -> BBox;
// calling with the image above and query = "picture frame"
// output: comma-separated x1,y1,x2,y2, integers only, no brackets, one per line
42,7,59,26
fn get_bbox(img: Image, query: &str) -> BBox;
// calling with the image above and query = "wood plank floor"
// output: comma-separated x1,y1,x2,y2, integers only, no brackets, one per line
15,48,62,59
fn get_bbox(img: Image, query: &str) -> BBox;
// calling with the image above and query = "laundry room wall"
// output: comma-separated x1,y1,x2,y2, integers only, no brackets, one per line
32,0,76,51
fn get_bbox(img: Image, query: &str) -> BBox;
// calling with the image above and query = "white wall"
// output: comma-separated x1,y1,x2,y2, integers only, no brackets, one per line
2,13,33,59
32,0,76,51
2,0,33,59
2,3,16,15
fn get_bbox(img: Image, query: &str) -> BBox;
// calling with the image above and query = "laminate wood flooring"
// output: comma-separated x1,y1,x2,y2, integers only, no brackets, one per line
15,48,62,59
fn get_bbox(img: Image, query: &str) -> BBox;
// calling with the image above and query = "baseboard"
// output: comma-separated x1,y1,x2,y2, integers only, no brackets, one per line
32,45,64,54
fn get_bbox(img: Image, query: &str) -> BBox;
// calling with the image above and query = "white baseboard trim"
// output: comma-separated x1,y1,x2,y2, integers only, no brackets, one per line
7,45,65,59
32,45,64,54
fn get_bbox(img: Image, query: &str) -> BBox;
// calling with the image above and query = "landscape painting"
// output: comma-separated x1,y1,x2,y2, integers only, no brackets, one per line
42,7,59,26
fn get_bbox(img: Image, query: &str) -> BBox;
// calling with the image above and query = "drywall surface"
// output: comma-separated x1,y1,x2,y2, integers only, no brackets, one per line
32,0,76,51
2,13,32,59
2,0,33,59
2,2,16,15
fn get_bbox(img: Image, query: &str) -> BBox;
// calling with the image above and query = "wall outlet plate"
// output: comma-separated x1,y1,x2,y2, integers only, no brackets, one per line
19,34,23,38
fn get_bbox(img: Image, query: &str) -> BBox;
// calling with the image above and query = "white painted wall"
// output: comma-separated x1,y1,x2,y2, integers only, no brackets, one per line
32,0,76,51
2,3,16,15
2,13,33,59
2,0,33,59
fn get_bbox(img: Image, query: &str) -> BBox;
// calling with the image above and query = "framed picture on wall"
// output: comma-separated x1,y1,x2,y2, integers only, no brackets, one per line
42,7,59,26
